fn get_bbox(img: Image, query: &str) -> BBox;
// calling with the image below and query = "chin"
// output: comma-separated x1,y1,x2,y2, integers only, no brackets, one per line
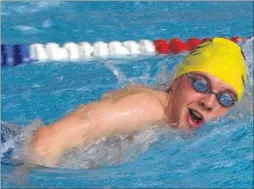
168,121,178,128
177,109,190,129
177,122,190,129
171,117,188,129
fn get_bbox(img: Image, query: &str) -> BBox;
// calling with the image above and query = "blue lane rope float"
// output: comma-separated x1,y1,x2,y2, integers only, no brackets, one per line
0,36,251,66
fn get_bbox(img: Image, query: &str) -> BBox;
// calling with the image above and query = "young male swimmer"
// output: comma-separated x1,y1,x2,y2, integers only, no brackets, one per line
28,37,247,167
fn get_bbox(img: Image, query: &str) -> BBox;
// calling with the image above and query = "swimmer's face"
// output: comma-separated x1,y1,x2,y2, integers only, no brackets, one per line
168,72,238,129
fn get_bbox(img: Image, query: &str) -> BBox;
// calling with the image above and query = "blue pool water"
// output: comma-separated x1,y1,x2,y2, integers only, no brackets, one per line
1,1,253,188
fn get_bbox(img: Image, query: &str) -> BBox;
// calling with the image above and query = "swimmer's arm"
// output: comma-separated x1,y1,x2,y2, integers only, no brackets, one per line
29,92,165,166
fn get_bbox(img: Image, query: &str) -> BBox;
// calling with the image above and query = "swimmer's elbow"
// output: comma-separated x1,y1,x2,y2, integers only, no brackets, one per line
29,127,62,166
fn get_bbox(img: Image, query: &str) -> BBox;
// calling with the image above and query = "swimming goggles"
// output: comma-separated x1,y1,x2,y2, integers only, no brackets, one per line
186,73,237,108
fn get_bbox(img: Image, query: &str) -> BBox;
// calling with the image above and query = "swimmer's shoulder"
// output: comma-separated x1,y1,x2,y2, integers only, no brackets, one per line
102,84,168,106
102,84,145,100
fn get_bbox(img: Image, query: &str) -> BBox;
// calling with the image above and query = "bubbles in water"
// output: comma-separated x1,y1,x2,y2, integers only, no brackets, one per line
2,120,43,165
236,37,254,116
242,37,254,86
58,125,168,169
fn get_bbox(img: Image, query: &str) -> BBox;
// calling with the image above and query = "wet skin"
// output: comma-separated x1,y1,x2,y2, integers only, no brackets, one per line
29,72,237,167
168,72,236,129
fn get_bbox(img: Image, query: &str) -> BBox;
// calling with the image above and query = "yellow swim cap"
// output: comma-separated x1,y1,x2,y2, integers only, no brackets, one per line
175,37,247,100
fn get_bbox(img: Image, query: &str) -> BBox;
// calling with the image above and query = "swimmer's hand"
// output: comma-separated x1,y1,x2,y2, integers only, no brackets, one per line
29,87,167,167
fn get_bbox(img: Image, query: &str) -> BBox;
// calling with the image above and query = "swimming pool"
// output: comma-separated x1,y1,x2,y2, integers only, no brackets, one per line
1,1,253,188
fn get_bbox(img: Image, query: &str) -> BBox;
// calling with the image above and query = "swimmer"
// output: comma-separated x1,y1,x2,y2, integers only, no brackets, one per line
28,37,247,167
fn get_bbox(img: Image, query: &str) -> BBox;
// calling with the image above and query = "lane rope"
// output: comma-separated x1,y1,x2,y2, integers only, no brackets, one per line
1,36,251,66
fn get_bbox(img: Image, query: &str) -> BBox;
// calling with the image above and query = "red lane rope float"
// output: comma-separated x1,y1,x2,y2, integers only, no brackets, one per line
154,39,170,54
186,37,201,51
168,38,186,54
201,37,212,43
231,36,246,43
154,36,247,54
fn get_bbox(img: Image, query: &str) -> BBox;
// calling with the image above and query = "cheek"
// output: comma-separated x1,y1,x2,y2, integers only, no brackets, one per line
208,108,230,121
170,81,196,116
175,81,200,103
217,108,230,117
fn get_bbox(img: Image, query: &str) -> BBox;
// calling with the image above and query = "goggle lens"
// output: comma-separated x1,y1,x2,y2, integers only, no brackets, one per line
218,93,235,107
193,80,209,93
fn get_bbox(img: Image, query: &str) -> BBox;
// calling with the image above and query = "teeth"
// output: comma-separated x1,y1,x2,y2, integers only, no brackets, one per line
190,109,202,120
192,111,202,119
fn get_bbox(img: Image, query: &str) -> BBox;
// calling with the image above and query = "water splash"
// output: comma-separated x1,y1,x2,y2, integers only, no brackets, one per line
102,60,127,85
242,37,254,86
2,120,173,169
58,125,167,169
236,37,254,116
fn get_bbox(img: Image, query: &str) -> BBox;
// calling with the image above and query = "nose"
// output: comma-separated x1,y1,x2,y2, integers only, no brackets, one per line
198,94,218,111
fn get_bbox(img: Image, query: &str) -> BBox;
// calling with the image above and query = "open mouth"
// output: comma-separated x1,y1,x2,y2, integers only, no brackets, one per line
187,108,204,128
